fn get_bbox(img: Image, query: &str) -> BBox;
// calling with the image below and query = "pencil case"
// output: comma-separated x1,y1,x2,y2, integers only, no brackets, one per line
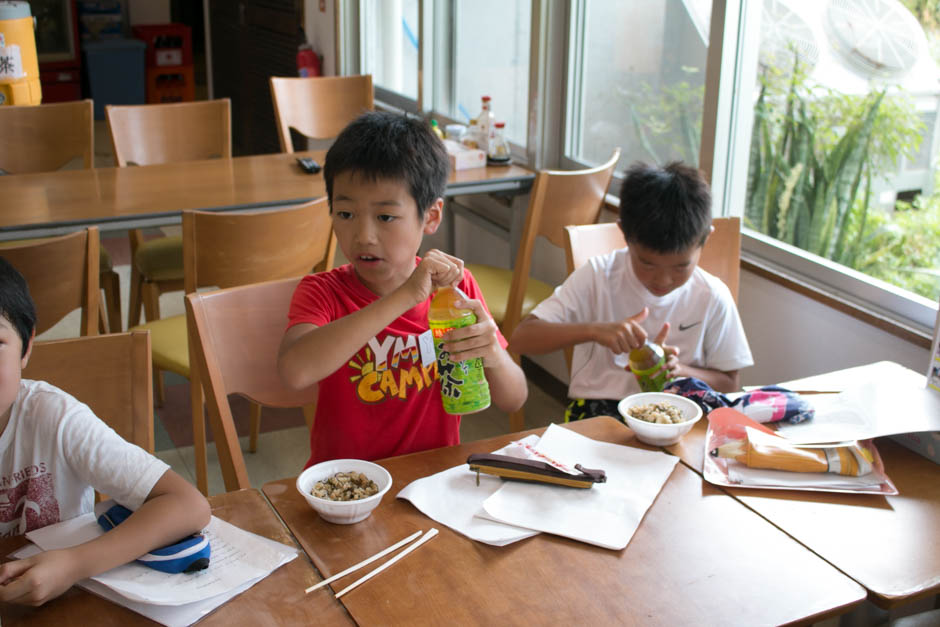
467,453,606,488
94,499,211,574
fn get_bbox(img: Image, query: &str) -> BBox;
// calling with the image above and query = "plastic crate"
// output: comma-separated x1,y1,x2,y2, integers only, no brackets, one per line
132,23,192,68
83,38,146,119
146,65,194,103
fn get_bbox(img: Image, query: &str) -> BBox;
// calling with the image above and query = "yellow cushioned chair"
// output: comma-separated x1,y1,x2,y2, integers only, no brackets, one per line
133,199,336,495
465,148,621,432
106,99,232,348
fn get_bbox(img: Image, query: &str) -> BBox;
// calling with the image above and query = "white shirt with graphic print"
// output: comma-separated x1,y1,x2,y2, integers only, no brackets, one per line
530,248,754,401
0,379,168,537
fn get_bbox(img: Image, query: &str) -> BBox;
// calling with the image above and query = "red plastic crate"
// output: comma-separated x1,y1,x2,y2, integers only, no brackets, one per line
146,65,195,104
132,23,192,68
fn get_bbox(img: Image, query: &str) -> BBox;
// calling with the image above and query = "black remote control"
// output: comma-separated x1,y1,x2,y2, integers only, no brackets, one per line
296,157,321,174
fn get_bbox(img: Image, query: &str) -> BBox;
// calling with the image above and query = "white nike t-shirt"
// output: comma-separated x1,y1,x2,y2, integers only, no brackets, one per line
530,248,753,400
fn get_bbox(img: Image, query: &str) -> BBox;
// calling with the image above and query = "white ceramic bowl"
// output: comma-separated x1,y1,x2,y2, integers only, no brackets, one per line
617,392,703,446
296,459,393,524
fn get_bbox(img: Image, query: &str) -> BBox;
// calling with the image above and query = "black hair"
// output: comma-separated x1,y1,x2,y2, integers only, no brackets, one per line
618,161,712,253
0,257,37,357
323,111,450,218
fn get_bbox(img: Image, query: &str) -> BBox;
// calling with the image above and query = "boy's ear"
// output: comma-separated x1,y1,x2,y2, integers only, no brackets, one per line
422,198,444,235
20,330,35,368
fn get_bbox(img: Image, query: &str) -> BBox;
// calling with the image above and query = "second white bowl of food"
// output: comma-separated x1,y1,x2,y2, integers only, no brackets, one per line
617,392,703,446
296,459,392,524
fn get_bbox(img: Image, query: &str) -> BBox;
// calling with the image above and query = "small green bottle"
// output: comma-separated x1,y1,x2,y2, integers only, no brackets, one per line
628,341,668,392
428,287,491,414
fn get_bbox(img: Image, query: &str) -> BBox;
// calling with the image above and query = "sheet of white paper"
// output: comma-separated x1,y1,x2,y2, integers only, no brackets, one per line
26,515,296,606
11,532,297,627
775,362,940,444
481,424,679,550
396,435,541,546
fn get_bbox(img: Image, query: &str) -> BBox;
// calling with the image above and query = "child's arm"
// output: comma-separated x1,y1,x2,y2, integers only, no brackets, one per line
509,308,652,355
278,250,464,390
0,469,209,607
445,297,527,412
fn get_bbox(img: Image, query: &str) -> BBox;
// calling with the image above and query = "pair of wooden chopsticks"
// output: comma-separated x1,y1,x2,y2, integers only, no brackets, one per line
305,528,439,599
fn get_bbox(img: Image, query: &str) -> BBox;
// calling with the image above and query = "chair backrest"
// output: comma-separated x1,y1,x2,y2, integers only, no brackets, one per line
0,228,100,336
106,99,232,166
502,149,620,337
0,100,94,173
563,217,741,301
23,331,154,453
186,277,317,491
269,75,374,152
181,198,336,294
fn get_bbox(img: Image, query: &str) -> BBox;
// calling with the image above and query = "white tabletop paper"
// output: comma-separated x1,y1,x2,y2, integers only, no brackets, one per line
396,435,541,546
480,424,679,550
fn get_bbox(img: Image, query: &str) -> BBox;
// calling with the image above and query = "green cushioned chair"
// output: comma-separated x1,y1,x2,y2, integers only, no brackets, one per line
465,149,621,433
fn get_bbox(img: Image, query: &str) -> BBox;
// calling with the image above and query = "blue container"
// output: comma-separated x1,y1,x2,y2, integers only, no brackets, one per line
83,38,146,119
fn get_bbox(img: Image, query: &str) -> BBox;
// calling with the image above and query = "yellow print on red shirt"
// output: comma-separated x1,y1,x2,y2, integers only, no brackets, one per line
348,334,438,403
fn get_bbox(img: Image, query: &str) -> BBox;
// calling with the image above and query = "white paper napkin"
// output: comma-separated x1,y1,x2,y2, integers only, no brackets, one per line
479,424,679,550
396,435,541,546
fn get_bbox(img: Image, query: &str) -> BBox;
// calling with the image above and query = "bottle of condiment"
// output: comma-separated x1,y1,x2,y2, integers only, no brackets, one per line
462,117,481,149
628,341,668,392
430,119,444,139
476,95,494,153
428,286,491,414
487,121,511,164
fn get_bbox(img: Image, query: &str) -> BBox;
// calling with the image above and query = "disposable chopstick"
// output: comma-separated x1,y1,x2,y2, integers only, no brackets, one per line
334,528,439,599
305,530,423,594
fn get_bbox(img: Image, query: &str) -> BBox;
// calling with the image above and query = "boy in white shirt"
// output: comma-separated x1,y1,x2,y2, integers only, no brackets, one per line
509,161,753,421
0,257,210,606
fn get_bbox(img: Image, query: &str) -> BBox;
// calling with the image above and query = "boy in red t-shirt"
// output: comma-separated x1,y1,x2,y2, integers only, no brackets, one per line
278,112,527,467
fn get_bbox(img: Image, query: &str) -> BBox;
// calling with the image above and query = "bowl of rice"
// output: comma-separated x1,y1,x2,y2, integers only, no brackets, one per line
617,392,703,446
296,459,393,524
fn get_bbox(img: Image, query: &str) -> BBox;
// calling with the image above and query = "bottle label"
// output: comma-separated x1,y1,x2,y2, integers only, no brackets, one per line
631,358,669,393
428,315,491,414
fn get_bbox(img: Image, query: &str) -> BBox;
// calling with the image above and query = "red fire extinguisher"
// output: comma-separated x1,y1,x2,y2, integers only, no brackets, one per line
297,43,321,77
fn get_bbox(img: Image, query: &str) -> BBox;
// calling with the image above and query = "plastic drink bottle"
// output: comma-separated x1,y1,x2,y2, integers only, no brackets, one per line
428,286,491,414
628,341,668,392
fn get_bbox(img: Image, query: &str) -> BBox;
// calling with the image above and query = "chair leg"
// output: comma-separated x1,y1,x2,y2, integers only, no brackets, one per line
98,302,108,334
143,282,161,322
190,378,209,496
128,265,144,329
154,367,166,407
302,404,315,431
102,270,122,333
248,402,262,453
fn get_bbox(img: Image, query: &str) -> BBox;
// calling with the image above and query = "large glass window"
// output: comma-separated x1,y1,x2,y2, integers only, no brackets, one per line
360,0,419,101
566,0,713,169
737,0,940,309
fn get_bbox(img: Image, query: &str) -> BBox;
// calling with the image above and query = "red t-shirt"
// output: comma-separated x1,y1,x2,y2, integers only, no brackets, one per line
287,260,507,467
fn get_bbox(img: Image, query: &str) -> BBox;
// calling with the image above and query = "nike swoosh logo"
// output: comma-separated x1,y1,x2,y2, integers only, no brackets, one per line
678,321,701,331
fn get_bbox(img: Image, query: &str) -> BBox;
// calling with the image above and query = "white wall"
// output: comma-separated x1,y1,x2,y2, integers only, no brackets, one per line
304,0,337,76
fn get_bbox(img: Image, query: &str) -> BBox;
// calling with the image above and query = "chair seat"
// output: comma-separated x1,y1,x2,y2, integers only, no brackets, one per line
465,263,555,325
133,314,189,377
135,235,184,282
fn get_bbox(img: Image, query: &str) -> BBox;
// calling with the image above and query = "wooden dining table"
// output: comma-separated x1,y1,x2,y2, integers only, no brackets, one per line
263,416,865,626
0,151,535,240
666,362,940,609
0,489,353,626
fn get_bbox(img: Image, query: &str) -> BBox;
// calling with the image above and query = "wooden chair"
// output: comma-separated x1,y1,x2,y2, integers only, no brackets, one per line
465,149,620,432
106,99,232,333
23,332,154,453
269,75,373,152
0,100,121,333
564,217,742,300
0,228,100,337
132,199,336,494
186,277,318,493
